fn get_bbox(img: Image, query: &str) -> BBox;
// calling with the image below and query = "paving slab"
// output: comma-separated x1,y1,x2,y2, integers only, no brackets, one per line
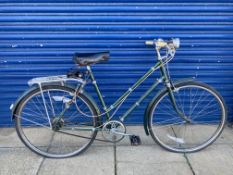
0,128,24,148
38,146,114,175
0,127,15,137
116,145,192,175
117,162,192,175
0,126,232,175
116,126,233,146
117,125,155,146
0,148,42,175
1,125,232,148
187,144,233,175
116,145,186,164
215,126,233,144
91,125,154,146
0,127,114,148
91,132,115,146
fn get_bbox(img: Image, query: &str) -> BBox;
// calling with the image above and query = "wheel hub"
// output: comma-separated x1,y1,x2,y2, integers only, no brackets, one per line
52,117,64,131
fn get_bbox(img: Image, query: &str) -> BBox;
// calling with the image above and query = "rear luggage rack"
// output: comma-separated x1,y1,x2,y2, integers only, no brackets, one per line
28,75,85,86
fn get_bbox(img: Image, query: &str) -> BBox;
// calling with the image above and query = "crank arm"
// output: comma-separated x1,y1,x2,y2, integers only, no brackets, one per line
110,128,133,137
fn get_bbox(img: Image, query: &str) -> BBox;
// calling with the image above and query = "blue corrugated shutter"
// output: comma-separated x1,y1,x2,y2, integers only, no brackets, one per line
0,1,233,126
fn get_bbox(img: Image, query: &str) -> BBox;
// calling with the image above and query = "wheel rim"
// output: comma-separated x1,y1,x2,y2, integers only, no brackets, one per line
16,87,97,158
150,84,226,152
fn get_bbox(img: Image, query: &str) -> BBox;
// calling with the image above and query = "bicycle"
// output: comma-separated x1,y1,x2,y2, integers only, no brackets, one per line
10,38,227,158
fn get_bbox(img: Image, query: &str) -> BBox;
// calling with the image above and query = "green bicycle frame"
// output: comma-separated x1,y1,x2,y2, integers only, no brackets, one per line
55,57,189,132
86,59,188,123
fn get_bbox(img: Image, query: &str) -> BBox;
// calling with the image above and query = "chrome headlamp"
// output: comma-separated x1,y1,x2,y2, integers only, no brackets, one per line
171,38,180,49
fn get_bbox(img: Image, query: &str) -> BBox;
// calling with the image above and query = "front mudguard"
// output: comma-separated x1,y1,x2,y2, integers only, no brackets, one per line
11,84,100,120
143,78,195,135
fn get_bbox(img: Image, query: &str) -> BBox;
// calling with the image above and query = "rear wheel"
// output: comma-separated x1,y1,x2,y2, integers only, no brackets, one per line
148,81,227,153
14,85,98,158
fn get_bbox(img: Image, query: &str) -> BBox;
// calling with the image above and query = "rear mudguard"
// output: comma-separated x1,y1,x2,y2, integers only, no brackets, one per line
143,78,195,135
11,84,100,120
11,85,38,120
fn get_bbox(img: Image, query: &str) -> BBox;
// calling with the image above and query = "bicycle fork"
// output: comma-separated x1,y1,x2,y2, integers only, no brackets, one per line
160,64,191,123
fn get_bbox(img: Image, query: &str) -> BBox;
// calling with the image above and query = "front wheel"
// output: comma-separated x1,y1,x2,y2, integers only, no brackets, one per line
14,85,98,158
148,81,227,153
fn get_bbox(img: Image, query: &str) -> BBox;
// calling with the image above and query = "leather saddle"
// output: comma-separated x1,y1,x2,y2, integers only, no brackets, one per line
73,51,110,66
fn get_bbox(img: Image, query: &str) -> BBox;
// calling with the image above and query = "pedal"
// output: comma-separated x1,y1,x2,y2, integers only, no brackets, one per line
129,135,141,146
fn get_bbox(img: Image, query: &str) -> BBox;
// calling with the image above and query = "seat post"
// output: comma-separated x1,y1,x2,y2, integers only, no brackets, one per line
86,66,110,119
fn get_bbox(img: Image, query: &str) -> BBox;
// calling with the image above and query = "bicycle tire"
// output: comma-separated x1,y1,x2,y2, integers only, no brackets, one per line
14,85,98,158
148,81,227,153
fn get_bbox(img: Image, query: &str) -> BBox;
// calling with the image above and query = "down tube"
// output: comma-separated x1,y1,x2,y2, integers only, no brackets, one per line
120,77,164,122
110,61,162,110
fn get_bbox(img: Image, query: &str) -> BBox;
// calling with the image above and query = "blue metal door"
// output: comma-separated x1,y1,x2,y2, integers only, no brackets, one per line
0,1,233,126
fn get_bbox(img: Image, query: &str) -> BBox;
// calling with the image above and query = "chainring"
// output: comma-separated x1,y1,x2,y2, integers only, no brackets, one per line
102,120,126,143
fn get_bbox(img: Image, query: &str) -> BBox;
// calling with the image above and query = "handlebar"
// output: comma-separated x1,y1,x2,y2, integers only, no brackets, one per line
145,40,154,46
145,38,180,49
145,38,180,61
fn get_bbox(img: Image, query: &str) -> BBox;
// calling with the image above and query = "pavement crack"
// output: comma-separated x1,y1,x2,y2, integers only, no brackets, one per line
184,153,195,175
36,157,45,175
114,143,117,175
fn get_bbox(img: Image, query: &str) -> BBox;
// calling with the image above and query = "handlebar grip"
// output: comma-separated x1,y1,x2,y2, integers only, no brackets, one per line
145,40,154,46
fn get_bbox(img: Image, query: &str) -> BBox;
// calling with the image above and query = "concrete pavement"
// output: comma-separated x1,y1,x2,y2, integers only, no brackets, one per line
0,126,233,175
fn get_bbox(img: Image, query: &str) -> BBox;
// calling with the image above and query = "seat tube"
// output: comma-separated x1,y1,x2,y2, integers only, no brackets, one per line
87,66,110,119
